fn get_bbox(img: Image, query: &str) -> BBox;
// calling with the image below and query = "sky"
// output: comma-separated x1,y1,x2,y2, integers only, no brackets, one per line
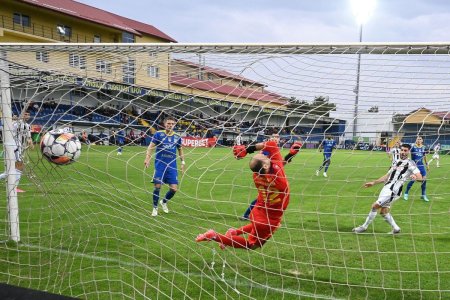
76,0,450,43
74,0,450,134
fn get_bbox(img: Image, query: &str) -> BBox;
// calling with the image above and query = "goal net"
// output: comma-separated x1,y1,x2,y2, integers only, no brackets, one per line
0,43,448,299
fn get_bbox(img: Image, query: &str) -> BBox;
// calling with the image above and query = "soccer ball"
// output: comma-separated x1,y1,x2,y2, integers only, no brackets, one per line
40,129,81,165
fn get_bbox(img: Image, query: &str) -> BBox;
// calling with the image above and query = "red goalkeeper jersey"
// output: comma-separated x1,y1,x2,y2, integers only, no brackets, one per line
252,140,290,220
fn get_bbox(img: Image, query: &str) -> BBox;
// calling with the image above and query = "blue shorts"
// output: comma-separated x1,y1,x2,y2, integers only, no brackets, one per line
417,165,427,177
118,138,124,146
152,165,178,185
323,153,332,161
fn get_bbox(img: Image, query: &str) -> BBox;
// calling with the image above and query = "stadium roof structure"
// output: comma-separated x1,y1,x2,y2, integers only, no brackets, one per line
395,107,450,124
20,0,176,42
170,74,287,106
173,59,262,86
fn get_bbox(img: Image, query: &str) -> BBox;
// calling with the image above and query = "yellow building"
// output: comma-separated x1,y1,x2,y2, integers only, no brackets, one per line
392,107,450,145
1,0,290,110
0,0,176,43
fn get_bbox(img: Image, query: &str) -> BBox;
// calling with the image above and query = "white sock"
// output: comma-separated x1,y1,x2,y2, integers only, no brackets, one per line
362,209,377,228
15,169,22,184
383,213,400,230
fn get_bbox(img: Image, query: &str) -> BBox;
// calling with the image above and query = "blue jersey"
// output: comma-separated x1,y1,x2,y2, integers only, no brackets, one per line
322,139,336,154
151,130,182,169
117,129,125,144
411,144,426,166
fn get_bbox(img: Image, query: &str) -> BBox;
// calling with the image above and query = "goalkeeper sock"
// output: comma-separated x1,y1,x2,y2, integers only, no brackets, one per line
152,188,160,208
421,180,427,195
163,189,176,203
362,208,378,228
235,223,253,235
215,234,250,249
15,168,22,184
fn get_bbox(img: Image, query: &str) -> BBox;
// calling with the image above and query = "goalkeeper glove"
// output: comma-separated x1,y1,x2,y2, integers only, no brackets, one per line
233,145,247,159
289,141,303,155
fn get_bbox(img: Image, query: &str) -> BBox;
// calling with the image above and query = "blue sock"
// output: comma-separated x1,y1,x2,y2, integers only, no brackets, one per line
163,189,176,204
152,188,160,208
324,164,330,172
405,181,414,194
118,147,122,153
243,199,257,218
421,180,427,195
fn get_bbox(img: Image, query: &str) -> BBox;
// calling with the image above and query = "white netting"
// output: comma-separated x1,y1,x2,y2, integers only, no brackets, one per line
0,44,449,299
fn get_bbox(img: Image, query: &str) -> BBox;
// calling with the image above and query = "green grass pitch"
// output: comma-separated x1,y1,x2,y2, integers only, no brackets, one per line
0,145,448,299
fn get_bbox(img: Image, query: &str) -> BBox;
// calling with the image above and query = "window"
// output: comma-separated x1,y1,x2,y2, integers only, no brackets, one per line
147,66,159,78
122,58,135,84
96,90,112,100
57,24,72,37
96,59,112,74
93,35,101,43
207,74,213,81
149,52,157,57
69,53,86,69
122,32,135,43
36,51,49,63
13,13,31,27
70,88,87,97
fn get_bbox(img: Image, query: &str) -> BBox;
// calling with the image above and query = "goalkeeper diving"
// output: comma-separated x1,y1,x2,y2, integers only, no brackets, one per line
196,139,301,249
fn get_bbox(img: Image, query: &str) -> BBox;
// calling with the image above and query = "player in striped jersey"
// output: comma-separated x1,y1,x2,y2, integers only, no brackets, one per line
427,143,440,168
0,112,34,192
388,141,401,166
403,136,429,201
353,144,422,234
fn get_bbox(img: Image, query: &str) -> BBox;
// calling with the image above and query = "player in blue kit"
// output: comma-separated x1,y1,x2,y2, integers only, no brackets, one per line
404,136,429,201
315,135,337,178
144,117,185,216
116,127,125,155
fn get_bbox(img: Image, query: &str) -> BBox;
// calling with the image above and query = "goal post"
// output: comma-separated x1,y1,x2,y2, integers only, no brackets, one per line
0,51,20,242
0,43,448,300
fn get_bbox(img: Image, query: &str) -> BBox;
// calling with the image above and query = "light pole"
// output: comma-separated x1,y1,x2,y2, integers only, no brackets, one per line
351,0,376,139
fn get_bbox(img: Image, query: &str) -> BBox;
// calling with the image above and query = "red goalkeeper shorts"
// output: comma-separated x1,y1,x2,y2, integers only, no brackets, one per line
248,206,282,248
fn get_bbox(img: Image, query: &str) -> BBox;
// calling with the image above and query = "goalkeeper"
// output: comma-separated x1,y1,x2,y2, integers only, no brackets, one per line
240,134,301,220
196,139,301,249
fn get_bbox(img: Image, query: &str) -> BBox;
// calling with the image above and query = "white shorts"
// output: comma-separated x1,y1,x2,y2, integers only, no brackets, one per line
376,186,400,208
432,153,439,160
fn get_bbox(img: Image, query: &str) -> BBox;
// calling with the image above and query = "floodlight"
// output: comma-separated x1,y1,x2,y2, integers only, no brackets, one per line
351,0,376,24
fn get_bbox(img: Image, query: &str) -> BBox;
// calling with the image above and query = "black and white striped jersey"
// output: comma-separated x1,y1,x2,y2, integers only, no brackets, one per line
389,147,401,165
13,120,31,150
433,144,440,154
385,159,420,194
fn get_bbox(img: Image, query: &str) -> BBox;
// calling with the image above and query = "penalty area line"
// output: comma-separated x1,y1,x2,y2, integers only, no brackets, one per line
17,243,340,299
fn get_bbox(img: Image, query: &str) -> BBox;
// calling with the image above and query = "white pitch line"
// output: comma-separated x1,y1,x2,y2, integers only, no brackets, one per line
17,243,341,300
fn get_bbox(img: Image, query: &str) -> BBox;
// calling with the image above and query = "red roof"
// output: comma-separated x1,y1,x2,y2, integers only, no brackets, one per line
20,0,176,42
174,59,262,86
433,111,450,120
170,74,287,105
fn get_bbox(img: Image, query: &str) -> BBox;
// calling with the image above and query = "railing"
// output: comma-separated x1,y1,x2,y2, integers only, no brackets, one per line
0,14,116,42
